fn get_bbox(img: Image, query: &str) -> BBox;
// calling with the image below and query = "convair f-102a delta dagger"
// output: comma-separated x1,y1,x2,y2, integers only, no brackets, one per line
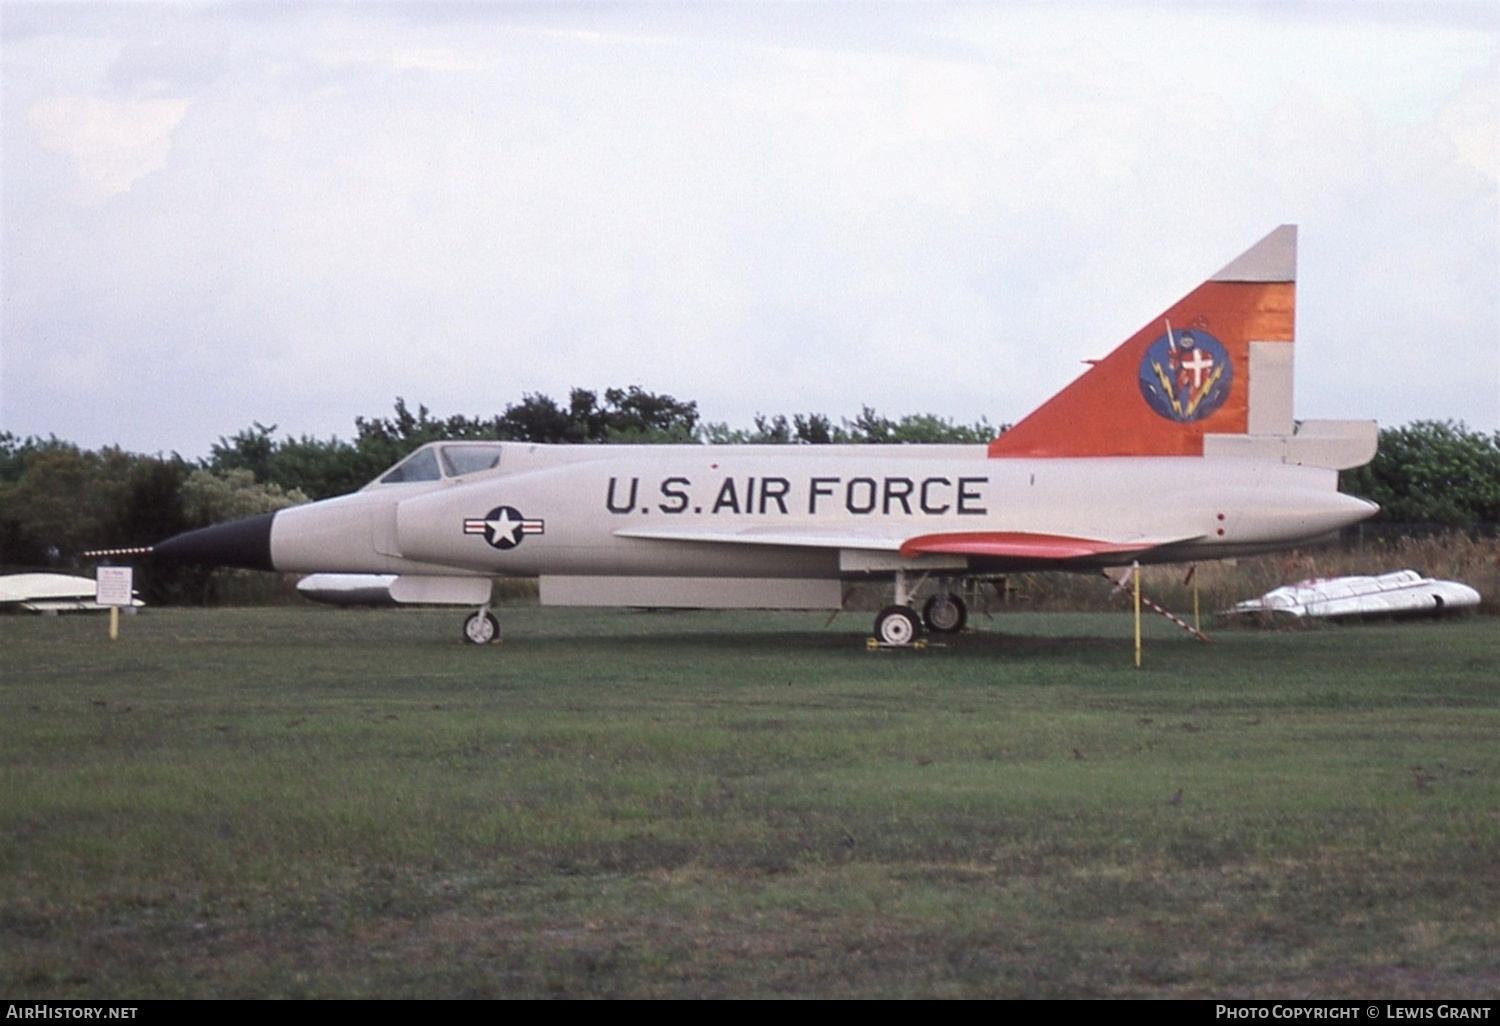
144,226,1379,646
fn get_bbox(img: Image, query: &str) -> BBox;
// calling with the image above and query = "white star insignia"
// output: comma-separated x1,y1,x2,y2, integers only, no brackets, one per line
485,509,522,547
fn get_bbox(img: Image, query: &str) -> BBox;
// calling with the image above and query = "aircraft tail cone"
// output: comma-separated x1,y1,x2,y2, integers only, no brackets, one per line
152,512,277,571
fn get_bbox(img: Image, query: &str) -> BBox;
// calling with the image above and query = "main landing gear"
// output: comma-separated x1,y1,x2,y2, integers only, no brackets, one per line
463,608,499,645
871,573,969,646
922,592,968,633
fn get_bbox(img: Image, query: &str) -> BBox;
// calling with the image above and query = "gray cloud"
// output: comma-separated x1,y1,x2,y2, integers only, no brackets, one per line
2,2,1495,457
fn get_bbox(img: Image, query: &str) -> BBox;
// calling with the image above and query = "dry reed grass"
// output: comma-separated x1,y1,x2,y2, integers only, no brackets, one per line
994,532,1498,618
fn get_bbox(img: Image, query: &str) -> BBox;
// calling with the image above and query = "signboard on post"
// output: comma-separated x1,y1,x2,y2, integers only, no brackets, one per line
96,567,134,641
96,567,134,606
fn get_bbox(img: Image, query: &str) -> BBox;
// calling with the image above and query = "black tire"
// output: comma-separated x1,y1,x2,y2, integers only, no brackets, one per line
874,605,921,646
463,610,499,645
923,593,968,633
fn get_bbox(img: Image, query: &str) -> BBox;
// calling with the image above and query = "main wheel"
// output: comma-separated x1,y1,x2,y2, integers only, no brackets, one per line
463,610,499,645
874,605,921,646
923,592,968,633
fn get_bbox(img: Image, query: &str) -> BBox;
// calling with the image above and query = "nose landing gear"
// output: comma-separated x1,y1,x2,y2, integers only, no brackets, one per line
463,608,499,645
874,605,922,646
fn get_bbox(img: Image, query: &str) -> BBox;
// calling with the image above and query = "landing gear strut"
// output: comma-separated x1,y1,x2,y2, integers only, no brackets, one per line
463,609,499,645
871,569,927,646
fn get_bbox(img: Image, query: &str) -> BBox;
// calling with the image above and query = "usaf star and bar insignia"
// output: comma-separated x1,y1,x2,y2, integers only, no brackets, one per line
463,506,545,550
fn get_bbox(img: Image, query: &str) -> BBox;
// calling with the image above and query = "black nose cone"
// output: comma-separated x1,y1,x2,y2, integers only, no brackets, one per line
153,512,276,571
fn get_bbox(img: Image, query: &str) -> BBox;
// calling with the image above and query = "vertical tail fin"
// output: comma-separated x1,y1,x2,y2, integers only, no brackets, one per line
988,225,1297,458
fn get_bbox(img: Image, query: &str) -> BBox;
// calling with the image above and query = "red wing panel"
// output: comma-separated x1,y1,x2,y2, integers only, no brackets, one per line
899,532,1160,561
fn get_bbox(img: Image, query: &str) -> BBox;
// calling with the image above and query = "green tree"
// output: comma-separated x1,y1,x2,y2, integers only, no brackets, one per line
0,431,26,484
597,386,699,442
352,397,495,476
495,387,700,442
111,456,192,547
180,468,309,526
105,456,209,605
841,406,997,444
0,440,136,567
794,413,837,444
495,392,578,442
209,422,278,484
1341,421,1500,524
262,434,364,501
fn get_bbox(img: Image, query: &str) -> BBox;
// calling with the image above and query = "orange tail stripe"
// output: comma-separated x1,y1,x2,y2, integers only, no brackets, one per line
988,280,1294,458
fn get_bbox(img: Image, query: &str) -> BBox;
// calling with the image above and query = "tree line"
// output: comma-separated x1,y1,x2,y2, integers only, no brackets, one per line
1338,420,1500,526
0,389,994,599
1,386,1496,602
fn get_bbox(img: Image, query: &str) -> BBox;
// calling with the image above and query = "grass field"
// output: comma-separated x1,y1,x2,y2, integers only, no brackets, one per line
2,605,1497,998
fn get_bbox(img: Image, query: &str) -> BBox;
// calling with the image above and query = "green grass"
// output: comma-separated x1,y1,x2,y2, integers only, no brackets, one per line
2,606,1498,997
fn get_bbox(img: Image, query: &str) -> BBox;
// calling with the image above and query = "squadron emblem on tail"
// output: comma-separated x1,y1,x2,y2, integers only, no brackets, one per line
1138,321,1233,423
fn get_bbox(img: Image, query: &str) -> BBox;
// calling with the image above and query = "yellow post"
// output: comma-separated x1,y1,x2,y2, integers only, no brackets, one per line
1133,561,1142,669
109,606,119,642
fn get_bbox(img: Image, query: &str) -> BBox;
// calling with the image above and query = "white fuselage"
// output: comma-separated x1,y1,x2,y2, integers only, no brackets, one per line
266,442,1375,580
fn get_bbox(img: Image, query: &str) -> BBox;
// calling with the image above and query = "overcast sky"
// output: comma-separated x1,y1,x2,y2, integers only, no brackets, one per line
3,1,1496,459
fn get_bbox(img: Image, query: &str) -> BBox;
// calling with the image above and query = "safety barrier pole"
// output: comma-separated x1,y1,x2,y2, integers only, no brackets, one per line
1133,562,1142,669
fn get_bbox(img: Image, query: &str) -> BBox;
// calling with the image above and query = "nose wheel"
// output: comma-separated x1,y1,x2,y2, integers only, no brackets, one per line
463,609,499,645
874,605,922,646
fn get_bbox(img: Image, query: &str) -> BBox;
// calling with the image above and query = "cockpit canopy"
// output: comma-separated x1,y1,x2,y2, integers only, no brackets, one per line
368,442,504,487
